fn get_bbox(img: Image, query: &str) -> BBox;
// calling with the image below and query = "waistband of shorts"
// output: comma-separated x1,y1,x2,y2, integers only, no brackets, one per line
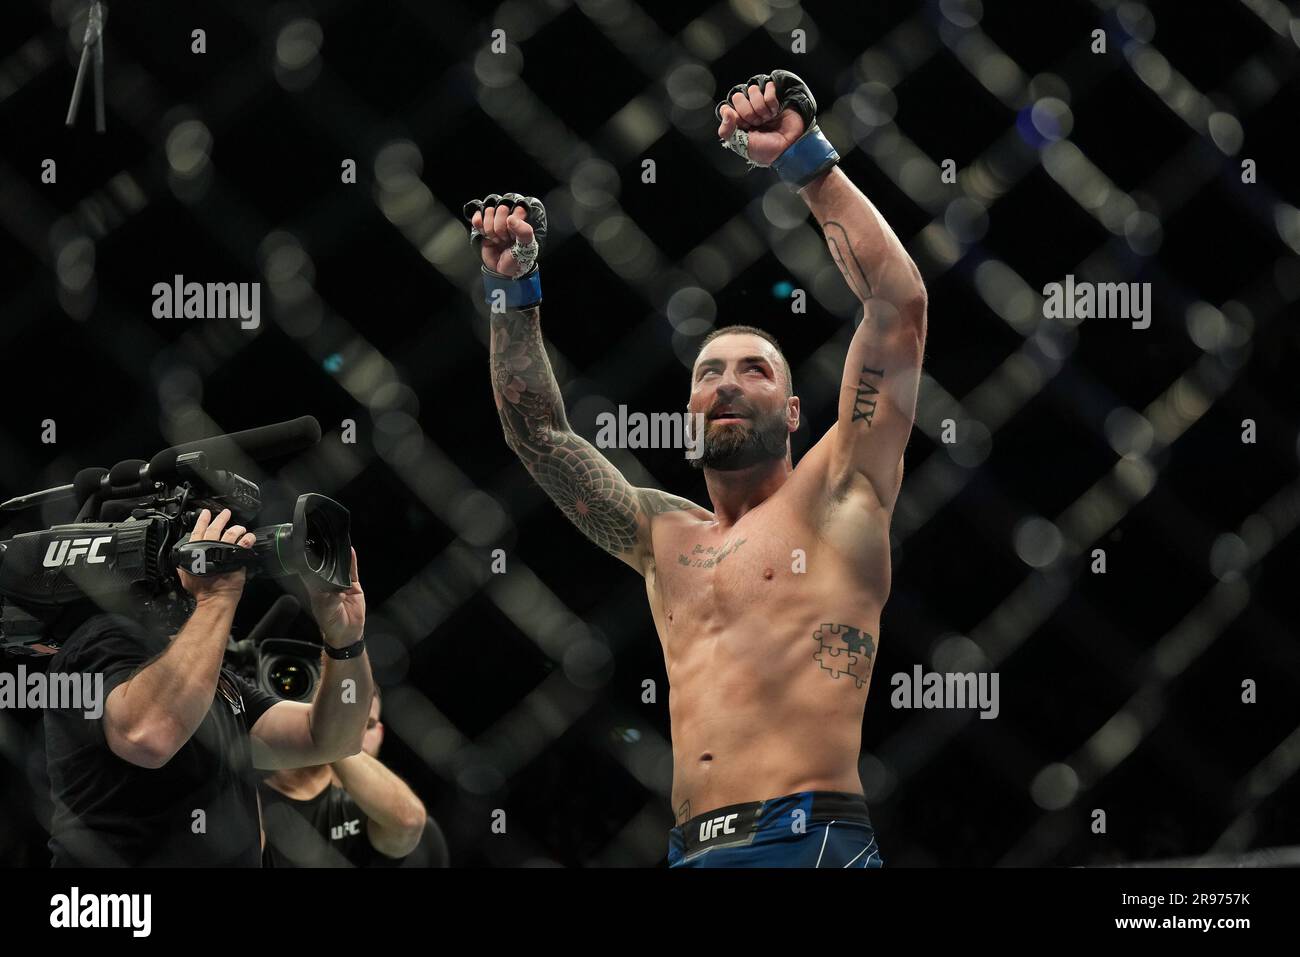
671,791,870,854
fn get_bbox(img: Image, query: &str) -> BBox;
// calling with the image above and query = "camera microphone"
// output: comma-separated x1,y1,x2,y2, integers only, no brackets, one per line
98,416,324,502
147,416,322,485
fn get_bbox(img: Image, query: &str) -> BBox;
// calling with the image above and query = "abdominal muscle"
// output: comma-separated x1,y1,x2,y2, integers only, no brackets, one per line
663,613,877,823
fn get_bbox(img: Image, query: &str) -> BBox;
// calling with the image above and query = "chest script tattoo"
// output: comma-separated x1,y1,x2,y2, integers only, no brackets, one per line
677,537,748,569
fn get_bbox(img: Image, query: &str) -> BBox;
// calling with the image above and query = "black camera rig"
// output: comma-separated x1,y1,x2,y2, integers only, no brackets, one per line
0,416,350,655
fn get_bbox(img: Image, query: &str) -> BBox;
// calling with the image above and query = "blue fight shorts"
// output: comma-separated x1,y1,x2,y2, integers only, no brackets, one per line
668,791,883,868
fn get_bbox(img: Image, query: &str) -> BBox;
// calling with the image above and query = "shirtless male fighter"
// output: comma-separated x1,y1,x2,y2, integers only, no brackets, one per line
465,70,928,867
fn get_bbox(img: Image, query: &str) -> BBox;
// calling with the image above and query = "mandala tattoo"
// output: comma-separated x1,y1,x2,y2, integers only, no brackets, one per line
533,439,640,554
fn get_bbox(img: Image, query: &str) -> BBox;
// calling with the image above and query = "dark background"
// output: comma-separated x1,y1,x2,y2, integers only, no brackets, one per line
1,0,1298,867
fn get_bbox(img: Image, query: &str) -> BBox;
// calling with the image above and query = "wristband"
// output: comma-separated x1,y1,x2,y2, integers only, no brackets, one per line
482,265,543,310
323,637,366,660
771,124,840,189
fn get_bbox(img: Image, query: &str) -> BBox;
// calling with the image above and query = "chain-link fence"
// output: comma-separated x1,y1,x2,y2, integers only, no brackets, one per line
1,0,1297,867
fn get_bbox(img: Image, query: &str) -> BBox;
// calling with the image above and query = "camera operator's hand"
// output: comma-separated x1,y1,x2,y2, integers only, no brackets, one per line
177,508,256,604
306,547,365,649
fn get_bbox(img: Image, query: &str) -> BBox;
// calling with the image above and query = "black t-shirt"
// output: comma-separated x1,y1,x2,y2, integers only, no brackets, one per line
260,782,448,868
44,613,281,867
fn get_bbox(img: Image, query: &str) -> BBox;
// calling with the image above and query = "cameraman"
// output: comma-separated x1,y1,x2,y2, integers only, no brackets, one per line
43,507,372,867
260,688,449,867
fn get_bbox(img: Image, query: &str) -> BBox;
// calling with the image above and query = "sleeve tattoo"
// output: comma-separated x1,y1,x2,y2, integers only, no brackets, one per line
489,309,698,560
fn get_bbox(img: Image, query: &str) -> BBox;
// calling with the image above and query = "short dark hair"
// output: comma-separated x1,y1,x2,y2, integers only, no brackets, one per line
694,325,794,397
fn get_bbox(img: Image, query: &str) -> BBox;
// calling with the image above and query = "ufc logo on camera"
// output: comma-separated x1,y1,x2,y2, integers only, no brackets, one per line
43,536,113,568
699,813,739,842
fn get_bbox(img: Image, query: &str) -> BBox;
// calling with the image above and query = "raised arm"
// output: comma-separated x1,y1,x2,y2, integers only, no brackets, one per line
249,547,371,769
490,306,700,572
467,194,702,575
716,72,927,510
801,168,927,510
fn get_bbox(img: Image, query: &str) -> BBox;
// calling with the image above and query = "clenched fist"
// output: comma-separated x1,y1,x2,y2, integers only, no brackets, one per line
716,78,807,167
463,192,547,278
715,70,839,189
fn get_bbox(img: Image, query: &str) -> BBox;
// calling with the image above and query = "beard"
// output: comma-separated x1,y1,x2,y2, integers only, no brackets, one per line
689,405,789,471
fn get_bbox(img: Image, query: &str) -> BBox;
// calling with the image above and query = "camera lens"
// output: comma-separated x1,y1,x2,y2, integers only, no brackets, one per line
303,533,326,573
267,657,311,700
250,494,350,590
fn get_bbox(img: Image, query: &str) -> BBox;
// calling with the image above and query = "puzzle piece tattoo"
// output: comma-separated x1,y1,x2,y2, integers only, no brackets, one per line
812,623,877,689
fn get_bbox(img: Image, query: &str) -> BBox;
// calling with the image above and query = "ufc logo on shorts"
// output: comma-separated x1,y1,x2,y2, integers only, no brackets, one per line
699,813,739,841
43,536,112,568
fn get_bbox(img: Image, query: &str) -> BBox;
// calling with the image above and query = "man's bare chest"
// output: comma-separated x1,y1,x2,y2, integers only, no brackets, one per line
653,521,811,615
